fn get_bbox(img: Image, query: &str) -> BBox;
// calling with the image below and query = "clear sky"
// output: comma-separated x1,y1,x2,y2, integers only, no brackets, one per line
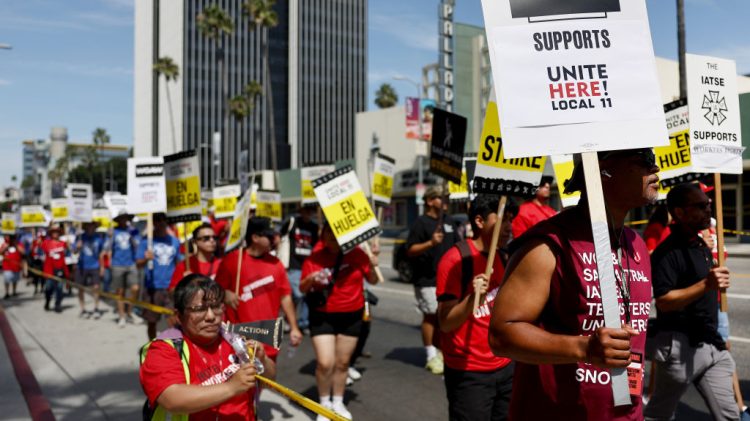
0,0,748,189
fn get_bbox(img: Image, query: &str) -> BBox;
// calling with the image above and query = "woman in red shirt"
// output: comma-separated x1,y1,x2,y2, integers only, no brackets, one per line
300,223,378,420
1,235,24,299
42,224,70,312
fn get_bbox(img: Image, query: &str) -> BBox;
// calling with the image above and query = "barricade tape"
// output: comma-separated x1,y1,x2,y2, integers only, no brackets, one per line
27,267,351,420
625,221,750,237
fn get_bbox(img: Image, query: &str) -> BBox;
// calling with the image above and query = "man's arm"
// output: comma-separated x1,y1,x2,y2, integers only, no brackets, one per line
656,266,730,313
157,363,257,413
280,294,302,346
438,274,488,332
489,239,635,368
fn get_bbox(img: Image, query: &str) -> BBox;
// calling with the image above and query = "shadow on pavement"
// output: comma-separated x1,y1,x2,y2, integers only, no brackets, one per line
383,347,424,368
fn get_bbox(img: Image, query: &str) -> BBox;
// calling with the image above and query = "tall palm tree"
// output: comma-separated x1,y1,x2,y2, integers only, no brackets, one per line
243,0,279,183
374,83,399,109
153,56,180,153
197,4,234,185
91,127,111,191
229,81,263,179
677,0,686,98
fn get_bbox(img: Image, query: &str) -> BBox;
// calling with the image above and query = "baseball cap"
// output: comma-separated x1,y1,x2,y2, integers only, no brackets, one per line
563,148,656,194
423,185,445,200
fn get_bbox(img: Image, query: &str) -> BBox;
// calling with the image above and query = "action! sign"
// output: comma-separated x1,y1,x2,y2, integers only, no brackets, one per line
255,191,282,222
1,213,16,234
473,101,546,197
127,157,167,215
212,185,241,219
430,108,467,184
50,198,71,223
164,150,202,222
481,0,667,158
313,166,381,253
686,54,745,174
301,165,335,205
372,154,396,206
21,205,46,228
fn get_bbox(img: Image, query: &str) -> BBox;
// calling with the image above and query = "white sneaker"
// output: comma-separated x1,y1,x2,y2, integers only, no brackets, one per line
331,401,352,420
347,367,362,381
316,399,333,421
346,376,353,386
117,318,126,328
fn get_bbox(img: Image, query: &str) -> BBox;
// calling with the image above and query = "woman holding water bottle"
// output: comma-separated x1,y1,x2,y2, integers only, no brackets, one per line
301,222,379,420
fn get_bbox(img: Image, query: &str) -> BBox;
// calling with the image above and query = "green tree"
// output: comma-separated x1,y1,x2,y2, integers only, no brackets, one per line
243,0,279,181
197,4,234,185
229,81,263,173
154,56,180,153
374,83,399,109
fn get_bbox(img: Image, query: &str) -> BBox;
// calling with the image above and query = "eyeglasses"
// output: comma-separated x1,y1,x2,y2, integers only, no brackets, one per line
196,235,218,242
186,302,225,316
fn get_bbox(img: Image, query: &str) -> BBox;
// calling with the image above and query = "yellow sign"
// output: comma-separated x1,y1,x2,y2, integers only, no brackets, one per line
166,176,201,211
1,213,16,234
255,191,282,222
372,173,393,200
21,206,46,227
301,180,315,202
448,170,469,200
92,209,111,232
212,185,241,219
655,130,691,172
477,102,546,173
226,189,252,252
323,190,375,239
52,205,69,220
301,165,335,205
176,220,204,242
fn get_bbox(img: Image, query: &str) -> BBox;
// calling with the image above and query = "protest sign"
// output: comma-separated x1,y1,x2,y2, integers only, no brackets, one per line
50,198,71,223
655,99,703,187
255,190,282,222
225,188,252,253
686,54,744,174
430,108,467,184
175,220,204,243
550,154,580,208
313,166,381,253
372,154,396,206
473,101,546,197
68,183,93,223
164,150,202,222
480,0,668,158
21,205,46,228
103,193,129,218
92,209,112,233
301,165,335,205
406,97,437,141
1,212,17,234
127,157,167,215
212,184,241,219
448,157,476,201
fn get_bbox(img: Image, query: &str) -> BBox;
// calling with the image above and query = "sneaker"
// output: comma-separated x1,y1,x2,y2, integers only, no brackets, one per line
93,309,102,320
126,315,135,324
425,355,444,375
80,310,91,319
118,318,126,328
331,401,352,420
348,367,362,381
44,299,50,311
316,400,333,421
346,376,354,386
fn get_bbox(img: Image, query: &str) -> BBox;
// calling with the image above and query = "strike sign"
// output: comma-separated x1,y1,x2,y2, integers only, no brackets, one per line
372,154,396,206
127,157,167,215
313,166,381,253
21,205,46,228
550,154,579,208
655,99,704,187
50,198,71,223
103,193,129,218
1,213,16,234
255,191,282,222
164,150,202,222
212,185,241,219
92,209,112,233
301,165,335,205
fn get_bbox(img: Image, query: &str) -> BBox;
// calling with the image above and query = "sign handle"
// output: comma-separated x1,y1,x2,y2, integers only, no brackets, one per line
581,152,630,406
361,241,384,284
147,213,154,270
235,246,244,297
714,173,728,311
183,225,191,273
474,195,507,312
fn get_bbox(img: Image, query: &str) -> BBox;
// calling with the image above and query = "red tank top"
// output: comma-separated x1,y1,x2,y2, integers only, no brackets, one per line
509,206,651,421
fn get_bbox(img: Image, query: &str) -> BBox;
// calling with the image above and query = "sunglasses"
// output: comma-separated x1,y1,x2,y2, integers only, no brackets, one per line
196,235,218,242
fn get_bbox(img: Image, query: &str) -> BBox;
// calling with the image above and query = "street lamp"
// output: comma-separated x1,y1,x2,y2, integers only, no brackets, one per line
393,75,426,214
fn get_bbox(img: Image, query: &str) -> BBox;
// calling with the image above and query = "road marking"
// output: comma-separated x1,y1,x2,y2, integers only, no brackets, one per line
729,336,750,345
728,293,750,300
370,285,413,297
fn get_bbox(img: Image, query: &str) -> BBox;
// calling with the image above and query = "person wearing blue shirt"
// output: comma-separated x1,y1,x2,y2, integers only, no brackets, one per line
74,222,106,318
109,211,141,327
136,212,182,339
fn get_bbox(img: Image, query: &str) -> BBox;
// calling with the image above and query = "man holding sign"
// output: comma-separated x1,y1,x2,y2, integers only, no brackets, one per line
489,149,659,419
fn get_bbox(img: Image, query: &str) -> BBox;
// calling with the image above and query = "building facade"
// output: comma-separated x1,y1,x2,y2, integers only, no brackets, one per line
134,0,367,188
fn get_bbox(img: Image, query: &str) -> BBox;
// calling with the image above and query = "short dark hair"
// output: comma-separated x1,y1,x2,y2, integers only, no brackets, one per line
245,216,275,244
173,274,225,314
539,175,554,187
191,222,213,240
469,194,500,234
666,183,703,215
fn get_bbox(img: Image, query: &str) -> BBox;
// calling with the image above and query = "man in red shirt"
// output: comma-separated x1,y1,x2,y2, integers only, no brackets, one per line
437,195,515,420
41,224,70,312
1,235,25,299
216,217,302,360
169,223,222,289
511,175,557,239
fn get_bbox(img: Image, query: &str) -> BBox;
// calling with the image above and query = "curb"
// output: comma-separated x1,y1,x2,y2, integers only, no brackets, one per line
0,305,56,421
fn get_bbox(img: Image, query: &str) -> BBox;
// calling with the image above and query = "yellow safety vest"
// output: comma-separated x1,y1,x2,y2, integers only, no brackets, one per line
140,338,191,421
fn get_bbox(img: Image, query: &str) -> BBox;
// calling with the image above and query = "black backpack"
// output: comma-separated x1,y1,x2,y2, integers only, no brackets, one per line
455,240,475,298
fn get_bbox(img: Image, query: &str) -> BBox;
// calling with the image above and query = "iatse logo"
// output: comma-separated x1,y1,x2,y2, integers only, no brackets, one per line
135,164,164,177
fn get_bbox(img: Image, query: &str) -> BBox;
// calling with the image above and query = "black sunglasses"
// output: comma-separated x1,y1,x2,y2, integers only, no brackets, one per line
195,235,218,242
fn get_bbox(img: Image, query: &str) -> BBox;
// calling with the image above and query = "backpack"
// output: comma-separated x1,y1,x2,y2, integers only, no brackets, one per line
140,336,185,421
454,240,475,298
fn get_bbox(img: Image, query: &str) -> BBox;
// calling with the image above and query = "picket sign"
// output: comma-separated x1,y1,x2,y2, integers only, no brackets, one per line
473,195,507,311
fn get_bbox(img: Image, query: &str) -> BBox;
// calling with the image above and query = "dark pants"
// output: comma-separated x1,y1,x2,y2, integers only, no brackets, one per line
444,363,514,421
44,276,64,309
350,320,371,366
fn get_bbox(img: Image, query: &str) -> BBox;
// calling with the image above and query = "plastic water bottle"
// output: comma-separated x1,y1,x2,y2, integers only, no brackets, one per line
287,342,297,359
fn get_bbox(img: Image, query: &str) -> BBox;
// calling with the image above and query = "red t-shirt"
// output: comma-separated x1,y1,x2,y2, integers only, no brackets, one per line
140,336,254,420
643,222,670,253
215,250,291,358
41,239,69,277
436,240,511,372
210,218,229,247
2,241,24,272
301,243,371,313
169,256,223,290
511,201,557,239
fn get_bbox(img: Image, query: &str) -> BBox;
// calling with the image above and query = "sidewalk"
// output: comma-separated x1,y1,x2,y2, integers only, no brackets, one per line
1,279,310,420
0,307,33,421
727,243,750,258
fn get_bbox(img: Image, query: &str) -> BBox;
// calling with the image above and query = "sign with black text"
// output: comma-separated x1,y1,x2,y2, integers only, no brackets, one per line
68,183,93,223
301,165,335,205
50,198,71,223
372,154,396,206
127,157,167,214
429,108,467,184
164,150,202,222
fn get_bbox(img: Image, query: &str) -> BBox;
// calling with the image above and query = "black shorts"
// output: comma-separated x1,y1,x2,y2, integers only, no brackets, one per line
309,309,364,338
444,363,514,421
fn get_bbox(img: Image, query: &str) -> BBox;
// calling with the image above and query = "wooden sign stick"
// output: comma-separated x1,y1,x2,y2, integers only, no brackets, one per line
183,225,191,273
581,152,630,406
474,195,506,312
362,241,385,284
714,173,728,311
146,213,154,270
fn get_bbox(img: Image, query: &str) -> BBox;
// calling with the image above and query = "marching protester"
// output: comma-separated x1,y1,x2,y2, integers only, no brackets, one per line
74,221,106,319
279,204,319,334
169,223,222,289
41,223,71,313
216,217,303,360
644,183,740,420
208,208,229,255
1,234,25,299
300,221,379,421
405,185,461,375
510,175,557,239
23,229,46,295
643,204,671,254
140,274,275,420
109,211,142,327
137,212,182,339
489,149,659,419
436,195,515,421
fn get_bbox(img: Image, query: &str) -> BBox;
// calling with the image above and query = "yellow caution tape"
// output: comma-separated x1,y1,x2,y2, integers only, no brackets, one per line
625,220,648,226
27,267,174,315
256,375,350,421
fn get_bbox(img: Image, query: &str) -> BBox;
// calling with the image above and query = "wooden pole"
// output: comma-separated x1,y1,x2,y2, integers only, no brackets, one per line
474,196,506,312
361,241,384,283
183,224,191,273
714,173,728,311
146,213,154,270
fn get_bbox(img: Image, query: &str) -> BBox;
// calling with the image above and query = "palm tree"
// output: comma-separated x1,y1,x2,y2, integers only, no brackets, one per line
677,0,686,98
229,81,263,178
374,83,399,109
242,0,279,183
154,56,180,153
91,127,111,190
197,4,234,186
